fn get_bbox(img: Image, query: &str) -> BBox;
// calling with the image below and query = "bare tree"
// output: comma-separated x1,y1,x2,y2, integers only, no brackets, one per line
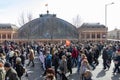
18,12,34,42
18,12,26,26
27,13,33,22
18,12,33,26
73,15,82,27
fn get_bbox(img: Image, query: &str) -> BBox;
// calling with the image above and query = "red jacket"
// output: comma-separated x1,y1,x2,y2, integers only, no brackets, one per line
72,48,78,58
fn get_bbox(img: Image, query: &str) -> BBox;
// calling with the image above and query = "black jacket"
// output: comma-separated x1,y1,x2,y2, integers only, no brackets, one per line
15,64,24,77
102,49,108,60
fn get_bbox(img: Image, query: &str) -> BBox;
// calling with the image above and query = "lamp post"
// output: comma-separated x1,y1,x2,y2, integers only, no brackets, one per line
105,2,114,27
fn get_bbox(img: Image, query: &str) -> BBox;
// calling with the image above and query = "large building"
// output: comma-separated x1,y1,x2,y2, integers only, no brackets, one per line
0,14,109,43
17,13,78,42
108,28,120,40
0,13,79,43
0,24,18,43
78,23,108,42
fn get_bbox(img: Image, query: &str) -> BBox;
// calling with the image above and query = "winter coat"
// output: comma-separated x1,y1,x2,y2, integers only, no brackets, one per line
29,49,35,60
59,60,67,74
102,49,108,60
80,62,90,80
0,68,5,80
67,55,72,69
5,68,20,80
15,63,24,77
72,48,78,58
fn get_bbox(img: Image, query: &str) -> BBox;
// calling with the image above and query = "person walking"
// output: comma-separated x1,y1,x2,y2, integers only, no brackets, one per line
27,48,35,67
15,57,25,80
4,62,20,80
0,62,5,80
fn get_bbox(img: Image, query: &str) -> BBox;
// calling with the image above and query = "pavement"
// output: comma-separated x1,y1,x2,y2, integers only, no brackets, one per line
21,54,120,80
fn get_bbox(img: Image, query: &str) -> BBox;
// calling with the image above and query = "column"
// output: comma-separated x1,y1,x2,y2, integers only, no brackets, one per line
100,33,103,41
11,33,13,40
95,32,97,41
0,34,1,43
0,34,1,39
6,34,8,39
84,32,86,41
90,32,92,40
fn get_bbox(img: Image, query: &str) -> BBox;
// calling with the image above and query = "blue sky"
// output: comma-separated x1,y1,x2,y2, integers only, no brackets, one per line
0,0,120,31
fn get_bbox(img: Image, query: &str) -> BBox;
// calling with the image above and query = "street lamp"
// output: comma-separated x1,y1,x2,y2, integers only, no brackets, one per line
105,2,114,27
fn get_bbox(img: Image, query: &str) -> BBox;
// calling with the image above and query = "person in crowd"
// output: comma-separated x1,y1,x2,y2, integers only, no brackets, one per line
59,55,68,80
106,45,113,68
80,59,91,80
58,46,65,60
71,46,78,67
15,57,25,80
19,51,26,67
102,47,110,70
87,48,95,70
8,48,14,66
83,69,92,80
52,50,59,79
77,50,82,74
27,47,35,67
66,52,72,75
39,49,46,70
113,49,120,74
94,46,99,66
43,50,52,76
12,51,18,68
45,68,56,80
0,62,5,80
4,62,20,80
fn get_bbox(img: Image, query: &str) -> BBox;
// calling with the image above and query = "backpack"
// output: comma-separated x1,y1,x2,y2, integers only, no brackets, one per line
19,65,26,76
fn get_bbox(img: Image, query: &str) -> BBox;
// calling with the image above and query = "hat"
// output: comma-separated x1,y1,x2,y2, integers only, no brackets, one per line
4,62,11,67
16,57,21,62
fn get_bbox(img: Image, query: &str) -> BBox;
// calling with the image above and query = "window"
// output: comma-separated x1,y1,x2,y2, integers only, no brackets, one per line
86,33,90,39
97,34,100,38
2,34,6,39
8,34,11,39
92,33,95,38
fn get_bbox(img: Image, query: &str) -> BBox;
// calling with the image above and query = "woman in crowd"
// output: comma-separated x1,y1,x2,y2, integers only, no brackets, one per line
80,59,91,80
45,68,56,80
59,55,68,80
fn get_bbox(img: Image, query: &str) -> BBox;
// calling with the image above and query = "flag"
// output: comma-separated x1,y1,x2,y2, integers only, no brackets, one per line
66,40,71,46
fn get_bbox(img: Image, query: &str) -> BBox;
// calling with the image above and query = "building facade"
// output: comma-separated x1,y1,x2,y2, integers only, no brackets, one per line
0,24,18,43
78,23,108,42
108,28,120,40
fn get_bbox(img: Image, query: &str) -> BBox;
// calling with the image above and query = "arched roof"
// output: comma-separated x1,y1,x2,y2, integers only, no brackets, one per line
18,14,78,39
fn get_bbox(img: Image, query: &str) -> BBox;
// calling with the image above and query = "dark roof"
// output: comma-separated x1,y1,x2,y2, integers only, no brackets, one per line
79,23,106,28
0,24,18,29
18,13,78,39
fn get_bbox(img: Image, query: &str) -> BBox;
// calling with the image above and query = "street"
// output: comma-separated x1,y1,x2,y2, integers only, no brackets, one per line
22,54,120,80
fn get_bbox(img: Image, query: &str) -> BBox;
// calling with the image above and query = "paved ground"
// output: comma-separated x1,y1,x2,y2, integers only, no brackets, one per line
22,54,120,80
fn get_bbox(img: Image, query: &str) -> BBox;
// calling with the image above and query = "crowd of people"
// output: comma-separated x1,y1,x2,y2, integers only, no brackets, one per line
0,40,120,80
38,41,120,80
